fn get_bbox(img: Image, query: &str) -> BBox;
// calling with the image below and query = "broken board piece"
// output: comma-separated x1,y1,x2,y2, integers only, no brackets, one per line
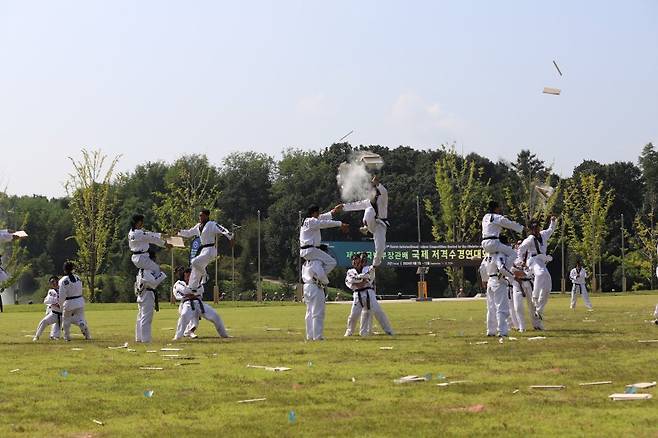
12,230,28,238
527,336,547,341
9,369,20,373
543,87,561,95
247,364,291,372
265,328,281,331
139,367,164,371
237,398,267,404
609,393,652,401
108,343,129,350
637,339,658,343
160,348,182,351
626,382,656,389
579,381,612,386
436,380,471,387
175,362,201,366
379,346,393,350
166,236,185,248
92,419,105,426
529,385,565,390
394,375,428,384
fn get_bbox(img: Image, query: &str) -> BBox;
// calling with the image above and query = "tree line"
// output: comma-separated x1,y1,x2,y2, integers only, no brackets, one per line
1,142,657,302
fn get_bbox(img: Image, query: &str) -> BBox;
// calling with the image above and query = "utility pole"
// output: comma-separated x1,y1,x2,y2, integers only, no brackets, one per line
257,210,262,302
561,219,565,293
621,213,626,292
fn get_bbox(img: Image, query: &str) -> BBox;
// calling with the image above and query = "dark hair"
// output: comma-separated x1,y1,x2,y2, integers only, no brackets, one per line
131,214,145,231
575,259,582,266
63,261,75,273
63,261,76,282
175,266,192,281
48,275,58,283
200,209,211,216
351,253,361,261
307,205,320,217
488,200,499,213
529,219,540,229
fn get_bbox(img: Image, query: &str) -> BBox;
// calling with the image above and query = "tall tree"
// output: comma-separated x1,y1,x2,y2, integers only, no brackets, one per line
65,149,120,302
562,174,614,292
425,147,489,295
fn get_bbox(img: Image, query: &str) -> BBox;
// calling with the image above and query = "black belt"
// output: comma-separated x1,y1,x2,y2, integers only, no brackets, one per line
199,243,214,249
52,310,62,328
132,250,148,255
354,287,372,310
65,295,82,300
482,236,499,240
146,288,159,312
488,274,498,278
184,297,205,313
574,284,583,294
51,310,62,315
300,245,321,250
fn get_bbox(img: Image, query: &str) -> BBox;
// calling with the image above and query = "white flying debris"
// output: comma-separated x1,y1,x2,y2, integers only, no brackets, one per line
543,87,561,96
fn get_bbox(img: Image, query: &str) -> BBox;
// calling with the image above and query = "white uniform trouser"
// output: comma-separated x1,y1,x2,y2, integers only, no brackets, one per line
135,290,155,342
529,260,552,317
507,285,519,329
300,248,336,284
654,304,658,319
512,279,541,330
34,310,61,339
189,246,217,289
345,201,388,267
62,306,90,341
486,279,510,336
303,283,325,340
361,290,393,335
570,284,592,309
481,239,517,259
174,300,228,339
174,301,198,340
131,253,161,275
345,290,393,336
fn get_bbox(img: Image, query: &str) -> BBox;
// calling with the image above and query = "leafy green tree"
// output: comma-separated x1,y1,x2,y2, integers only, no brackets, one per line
425,147,489,295
563,174,615,292
66,149,120,302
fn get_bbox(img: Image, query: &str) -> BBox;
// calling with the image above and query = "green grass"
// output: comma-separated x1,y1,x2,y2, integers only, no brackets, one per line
0,293,657,437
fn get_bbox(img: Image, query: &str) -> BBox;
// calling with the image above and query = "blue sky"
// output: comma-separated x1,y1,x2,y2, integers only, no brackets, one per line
1,0,656,196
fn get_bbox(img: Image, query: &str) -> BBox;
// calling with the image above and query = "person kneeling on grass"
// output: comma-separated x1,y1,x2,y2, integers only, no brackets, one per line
172,267,229,340
33,276,62,341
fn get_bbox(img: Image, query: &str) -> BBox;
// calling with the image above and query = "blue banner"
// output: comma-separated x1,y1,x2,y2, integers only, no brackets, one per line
190,237,202,262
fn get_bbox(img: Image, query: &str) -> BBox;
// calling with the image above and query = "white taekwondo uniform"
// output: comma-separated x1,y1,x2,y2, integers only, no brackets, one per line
172,280,228,340
302,259,326,341
343,183,389,266
516,218,557,321
481,214,523,258
343,264,393,337
299,212,342,285
484,253,514,337
57,274,91,341
33,287,62,340
178,221,232,289
135,269,167,343
128,228,165,274
570,266,592,310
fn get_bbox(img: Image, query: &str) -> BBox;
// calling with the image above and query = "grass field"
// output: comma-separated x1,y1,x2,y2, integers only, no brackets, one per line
0,293,657,438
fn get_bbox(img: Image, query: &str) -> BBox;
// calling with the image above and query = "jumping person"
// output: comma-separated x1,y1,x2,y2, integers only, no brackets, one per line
344,253,393,337
302,259,326,341
57,261,91,341
342,176,389,267
178,209,233,289
128,214,166,275
517,216,558,324
569,260,592,310
481,201,524,259
33,276,62,341
299,204,349,285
